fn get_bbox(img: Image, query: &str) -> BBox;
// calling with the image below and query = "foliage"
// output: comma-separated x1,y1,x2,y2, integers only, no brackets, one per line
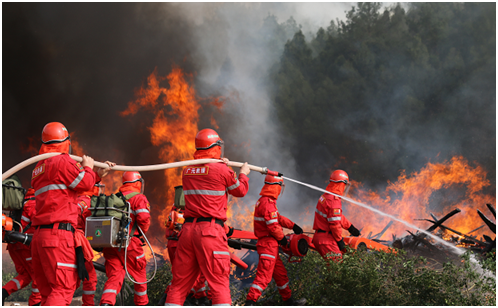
235,248,495,306
270,2,496,187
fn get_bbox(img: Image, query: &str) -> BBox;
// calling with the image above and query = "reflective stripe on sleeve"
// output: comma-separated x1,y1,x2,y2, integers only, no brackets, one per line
103,289,117,294
83,290,96,295
68,171,86,189
184,189,226,196
135,290,147,296
12,278,21,290
251,284,264,292
213,251,230,256
260,254,276,259
266,219,278,225
228,179,240,191
35,184,67,196
57,262,77,269
328,216,341,222
136,253,145,260
315,208,327,218
26,257,32,261
32,288,40,293
254,217,265,221
21,215,30,223
134,209,150,215
277,282,289,290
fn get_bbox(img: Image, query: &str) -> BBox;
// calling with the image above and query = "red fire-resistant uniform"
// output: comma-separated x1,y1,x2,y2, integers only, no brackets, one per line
100,183,151,306
74,194,98,306
3,189,42,305
246,195,296,302
312,184,352,260
31,147,101,306
165,162,249,306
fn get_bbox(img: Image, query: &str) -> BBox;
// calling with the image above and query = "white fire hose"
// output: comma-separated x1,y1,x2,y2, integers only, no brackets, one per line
2,153,277,181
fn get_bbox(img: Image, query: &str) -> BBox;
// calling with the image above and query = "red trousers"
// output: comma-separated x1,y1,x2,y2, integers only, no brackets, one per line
164,240,209,299
312,232,343,261
100,237,148,306
4,243,42,305
246,237,292,302
75,260,97,306
31,226,79,306
165,220,231,306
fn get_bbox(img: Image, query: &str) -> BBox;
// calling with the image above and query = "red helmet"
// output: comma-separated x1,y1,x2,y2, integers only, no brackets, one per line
195,128,223,150
264,174,284,186
41,122,70,144
330,170,349,184
122,171,142,184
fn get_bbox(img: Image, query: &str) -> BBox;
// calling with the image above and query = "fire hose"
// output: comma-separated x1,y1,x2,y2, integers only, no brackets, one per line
2,153,282,181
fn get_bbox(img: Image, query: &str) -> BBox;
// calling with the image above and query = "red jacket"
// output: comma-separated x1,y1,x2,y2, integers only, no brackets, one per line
313,193,352,242
182,162,249,221
253,196,294,240
31,153,100,226
75,195,92,231
119,187,151,235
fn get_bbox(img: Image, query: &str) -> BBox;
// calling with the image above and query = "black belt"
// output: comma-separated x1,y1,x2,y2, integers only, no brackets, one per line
185,217,224,228
316,229,331,234
38,223,75,233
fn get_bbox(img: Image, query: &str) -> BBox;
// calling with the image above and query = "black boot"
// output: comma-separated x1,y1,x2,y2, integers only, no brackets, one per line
32,302,41,306
2,288,9,305
101,303,113,306
244,299,256,306
284,297,307,306
157,292,168,305
196,296,211,306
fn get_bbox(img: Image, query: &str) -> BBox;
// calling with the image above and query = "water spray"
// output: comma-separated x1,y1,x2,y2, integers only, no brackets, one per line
282,176,468,256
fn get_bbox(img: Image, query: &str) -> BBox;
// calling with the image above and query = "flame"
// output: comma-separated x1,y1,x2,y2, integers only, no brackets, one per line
347,156,495,240
121,65,225,259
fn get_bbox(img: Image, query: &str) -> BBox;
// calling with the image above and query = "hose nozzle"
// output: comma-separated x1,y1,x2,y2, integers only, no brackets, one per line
261,167,283,177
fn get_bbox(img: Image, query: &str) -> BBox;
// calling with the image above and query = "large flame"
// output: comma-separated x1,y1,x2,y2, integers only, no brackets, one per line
346,156,495,241
121,65,224,259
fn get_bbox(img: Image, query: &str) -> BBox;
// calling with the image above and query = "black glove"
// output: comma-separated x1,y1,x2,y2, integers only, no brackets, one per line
76,246,89,281
337,239,346,252
279,236,288,247
226,226,234,238
348,225,361,237
292,224,303,235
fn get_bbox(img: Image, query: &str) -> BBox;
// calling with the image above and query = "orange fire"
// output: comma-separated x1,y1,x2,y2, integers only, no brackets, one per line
121,65,225,259
346,156,495,241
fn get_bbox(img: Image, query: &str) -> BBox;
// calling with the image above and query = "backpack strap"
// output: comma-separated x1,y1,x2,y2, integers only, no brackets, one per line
122,192,141,237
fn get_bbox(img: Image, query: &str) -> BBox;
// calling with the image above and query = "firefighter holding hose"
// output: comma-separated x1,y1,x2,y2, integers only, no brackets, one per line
312,170,361,261
165,128,251,306
2,188,42,306
100,171,151,306
245,175,307,306
30,122,112,306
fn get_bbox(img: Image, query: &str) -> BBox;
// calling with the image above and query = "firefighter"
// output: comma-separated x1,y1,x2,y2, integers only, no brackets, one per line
312,170,361,261
100,171,151,306
30,122,112,306
245,175,307,306
75,181,109,305
2,188,42,306
165,128,251,306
